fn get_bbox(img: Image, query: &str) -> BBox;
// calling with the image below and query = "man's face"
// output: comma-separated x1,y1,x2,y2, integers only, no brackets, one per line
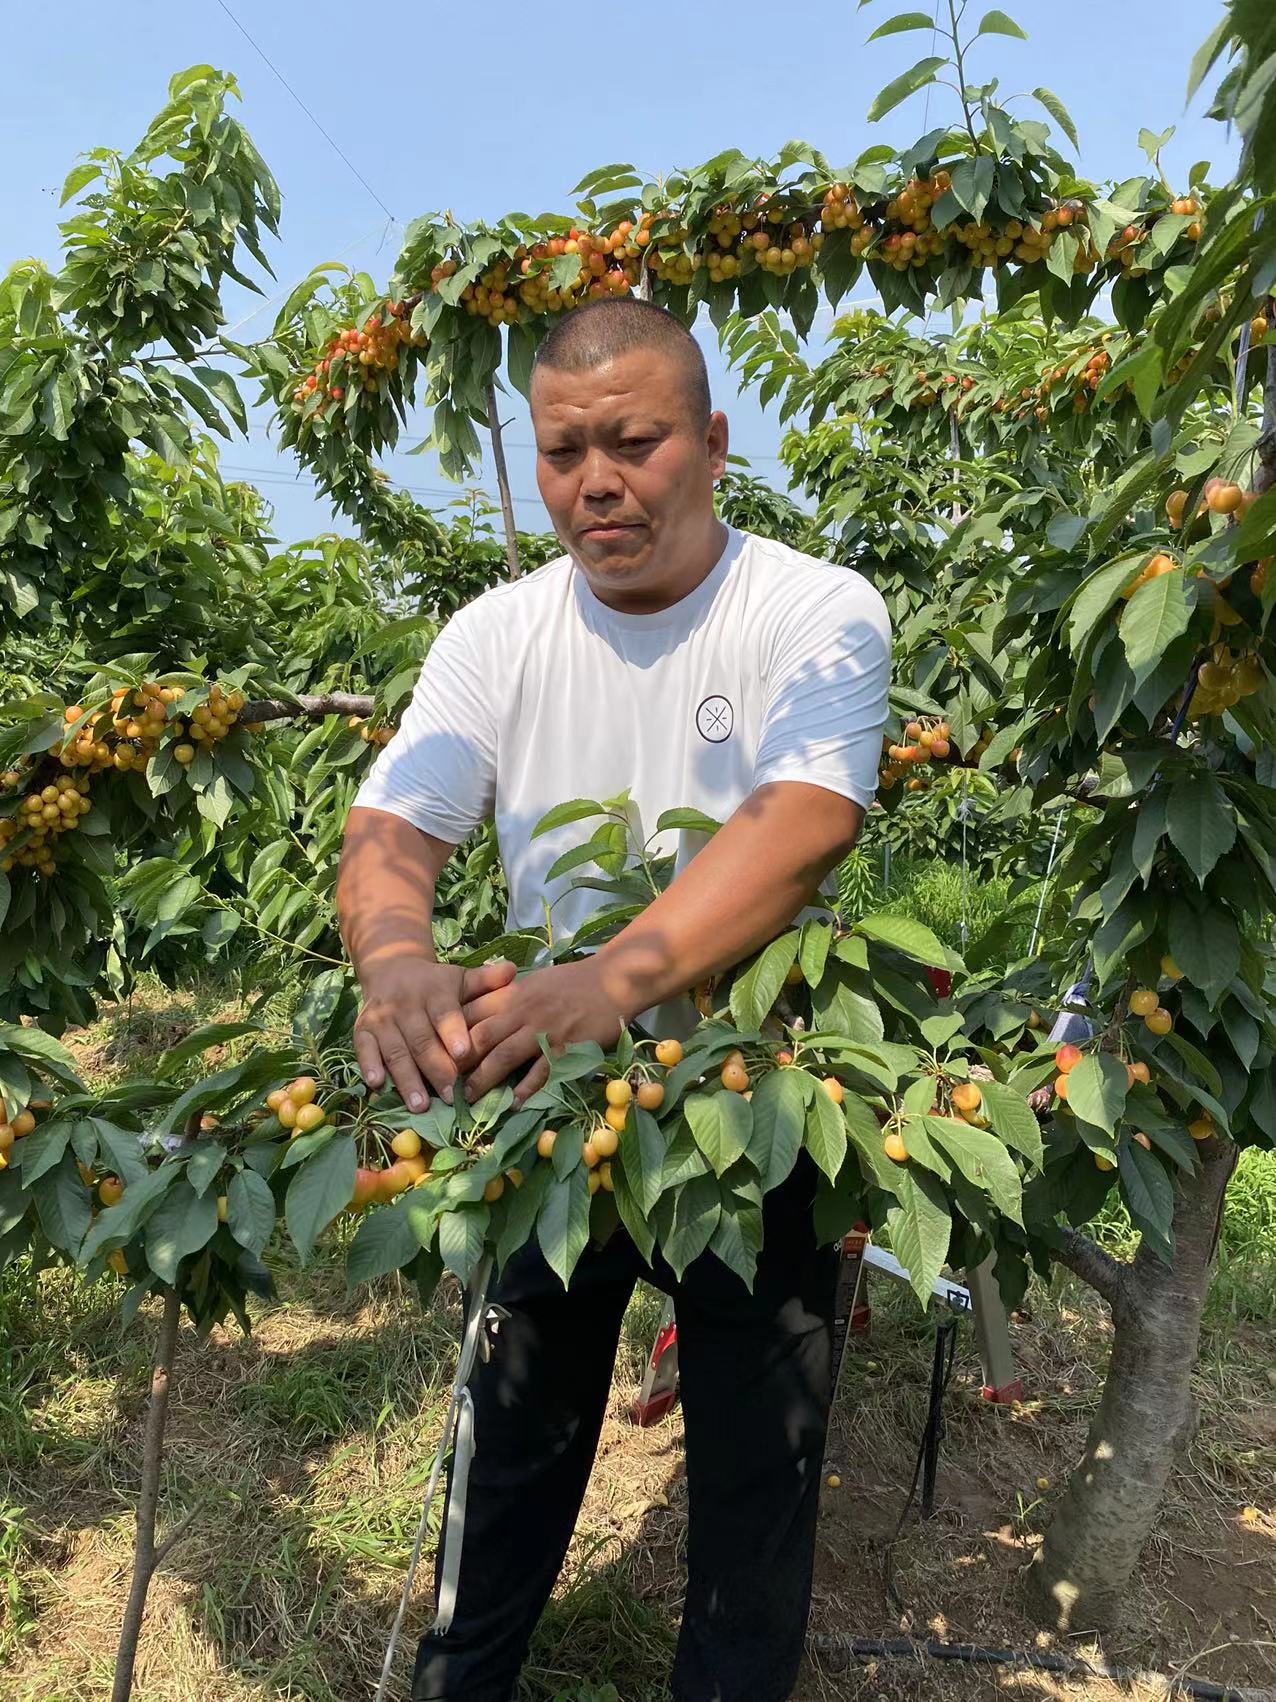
531,346,729,599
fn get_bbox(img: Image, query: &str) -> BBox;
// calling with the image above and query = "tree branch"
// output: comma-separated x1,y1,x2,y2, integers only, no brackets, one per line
1052,1227,1130,1312
239,692,376,725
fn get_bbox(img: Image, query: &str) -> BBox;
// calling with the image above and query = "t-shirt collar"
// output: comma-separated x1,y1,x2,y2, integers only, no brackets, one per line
571,524,742,631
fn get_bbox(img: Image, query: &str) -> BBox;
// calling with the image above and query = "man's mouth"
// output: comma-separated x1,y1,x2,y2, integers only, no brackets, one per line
580,522,645,542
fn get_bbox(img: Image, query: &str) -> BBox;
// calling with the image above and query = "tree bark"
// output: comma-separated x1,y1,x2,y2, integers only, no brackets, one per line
1029,1137,1238,1629
112,1284,182,1702
238,691,376,725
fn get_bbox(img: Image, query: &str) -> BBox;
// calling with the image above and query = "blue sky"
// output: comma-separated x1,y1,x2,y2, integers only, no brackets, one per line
5,0,1233,546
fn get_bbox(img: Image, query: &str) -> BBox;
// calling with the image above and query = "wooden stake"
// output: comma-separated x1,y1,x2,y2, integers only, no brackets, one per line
111,1285,182,1702
485,379,521,579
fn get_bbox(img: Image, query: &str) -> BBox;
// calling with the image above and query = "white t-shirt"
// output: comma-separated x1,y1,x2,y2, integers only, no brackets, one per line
356,527,891,938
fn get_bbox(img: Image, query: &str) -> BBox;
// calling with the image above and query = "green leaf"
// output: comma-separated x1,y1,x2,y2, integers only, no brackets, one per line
1067,553,1146,653
867,56,947,122
804,1087,848,1182
1063,1054,1128,1135
438,1203,489,1283
1032,87,1079,151
79,1167,179,1261
729,932,798,1030
185,1141,225,1197
979,1080,1043,1168
654,807,721,835
60,161,102,205
664,1172,721,1279
531,798,609,838
619,1105,667,1214
866,11,937,40
1119,1141,1175,1262
496,1163,551,1267
610,1161,656,1264
747,1069,808,1193
538,1168,591,1287
684,1092,752,1178
190,366,247,433
284,1135,356,1261
156,1021,262,1077
798,920,833,988
661,1125,711,1189
93,1122,149,1187
347,1202,419,1289
842,1091,899,1192
923,1116,1023,1225
854,913,949,968
1168,900,1239,1003
145,1179,218,1284
709,1194,761,1289
1120,569,1189,674
887,1169,952,1308
291,969,348,1046
14,1121,71,1187
34,1154,92,1255
226,1169,276,1256
1166,772,1236,885
976,8,1027,38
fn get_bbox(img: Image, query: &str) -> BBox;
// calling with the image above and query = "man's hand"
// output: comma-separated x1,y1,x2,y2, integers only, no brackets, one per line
461,957,625,1103
354,955,517,1109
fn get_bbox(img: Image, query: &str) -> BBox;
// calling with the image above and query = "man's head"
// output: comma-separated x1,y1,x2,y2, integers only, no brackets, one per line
530,299,729,610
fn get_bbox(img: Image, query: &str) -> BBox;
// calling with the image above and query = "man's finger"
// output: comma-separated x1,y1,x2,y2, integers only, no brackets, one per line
464,1030,540,1101
514,1055,550,1104
399,1015,459,1103
465,1010,521,1065
353,1024,387,1091
376,1026,432,1111
460,987,509,1029
426,996,474,1072
460,959,517,1004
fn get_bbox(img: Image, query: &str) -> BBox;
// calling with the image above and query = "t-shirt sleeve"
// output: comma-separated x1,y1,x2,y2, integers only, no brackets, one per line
752,572,891,808
353,604,497,843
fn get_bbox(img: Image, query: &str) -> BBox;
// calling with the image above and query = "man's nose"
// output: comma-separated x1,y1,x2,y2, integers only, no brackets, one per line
579,448,624,501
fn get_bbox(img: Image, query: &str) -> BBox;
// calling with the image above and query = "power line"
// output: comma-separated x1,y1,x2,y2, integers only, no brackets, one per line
222,222,393,339
213,0,397,223
218,460,546,508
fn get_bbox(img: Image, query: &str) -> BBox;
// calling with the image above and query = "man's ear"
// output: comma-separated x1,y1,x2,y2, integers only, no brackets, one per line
707,410,729,481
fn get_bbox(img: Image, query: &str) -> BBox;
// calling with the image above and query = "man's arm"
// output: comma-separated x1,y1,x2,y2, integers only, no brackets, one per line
459,781,865,1100
337,806,514,1108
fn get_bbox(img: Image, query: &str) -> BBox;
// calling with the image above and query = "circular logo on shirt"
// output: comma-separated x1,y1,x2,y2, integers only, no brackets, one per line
695,694,734,743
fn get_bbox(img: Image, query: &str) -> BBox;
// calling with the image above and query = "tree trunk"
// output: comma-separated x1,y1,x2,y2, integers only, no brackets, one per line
112,1285,182,1702
484,378,521,579
1029,1137,1238,1630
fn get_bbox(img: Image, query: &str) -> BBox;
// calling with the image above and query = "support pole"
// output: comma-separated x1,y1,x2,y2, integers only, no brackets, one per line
374,1256,494,1702
485,379,520,580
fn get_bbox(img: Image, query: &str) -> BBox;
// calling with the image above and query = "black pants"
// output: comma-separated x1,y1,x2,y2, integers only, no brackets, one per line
411,1159,838,1702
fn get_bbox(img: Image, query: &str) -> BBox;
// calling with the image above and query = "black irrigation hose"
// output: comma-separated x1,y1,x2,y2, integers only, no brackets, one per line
805,1633,1272,1702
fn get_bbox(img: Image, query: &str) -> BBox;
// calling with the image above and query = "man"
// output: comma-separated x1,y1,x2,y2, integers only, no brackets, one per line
337,298,890,1702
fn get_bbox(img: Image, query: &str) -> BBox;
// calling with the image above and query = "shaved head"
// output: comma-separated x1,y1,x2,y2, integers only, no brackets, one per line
531,298,711,429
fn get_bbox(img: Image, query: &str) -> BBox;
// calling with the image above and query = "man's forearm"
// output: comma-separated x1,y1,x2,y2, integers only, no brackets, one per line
336,806,452,978
591,782,865,1021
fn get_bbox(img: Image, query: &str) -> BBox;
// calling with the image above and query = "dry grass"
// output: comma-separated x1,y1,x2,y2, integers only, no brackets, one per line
2,1257,1272,1702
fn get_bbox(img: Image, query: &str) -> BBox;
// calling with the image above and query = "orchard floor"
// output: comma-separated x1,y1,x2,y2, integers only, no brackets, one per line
1,988,1274,1702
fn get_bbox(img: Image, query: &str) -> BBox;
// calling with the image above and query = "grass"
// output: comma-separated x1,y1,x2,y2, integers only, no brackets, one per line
1,967,1272,1702
849,853,1041,962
